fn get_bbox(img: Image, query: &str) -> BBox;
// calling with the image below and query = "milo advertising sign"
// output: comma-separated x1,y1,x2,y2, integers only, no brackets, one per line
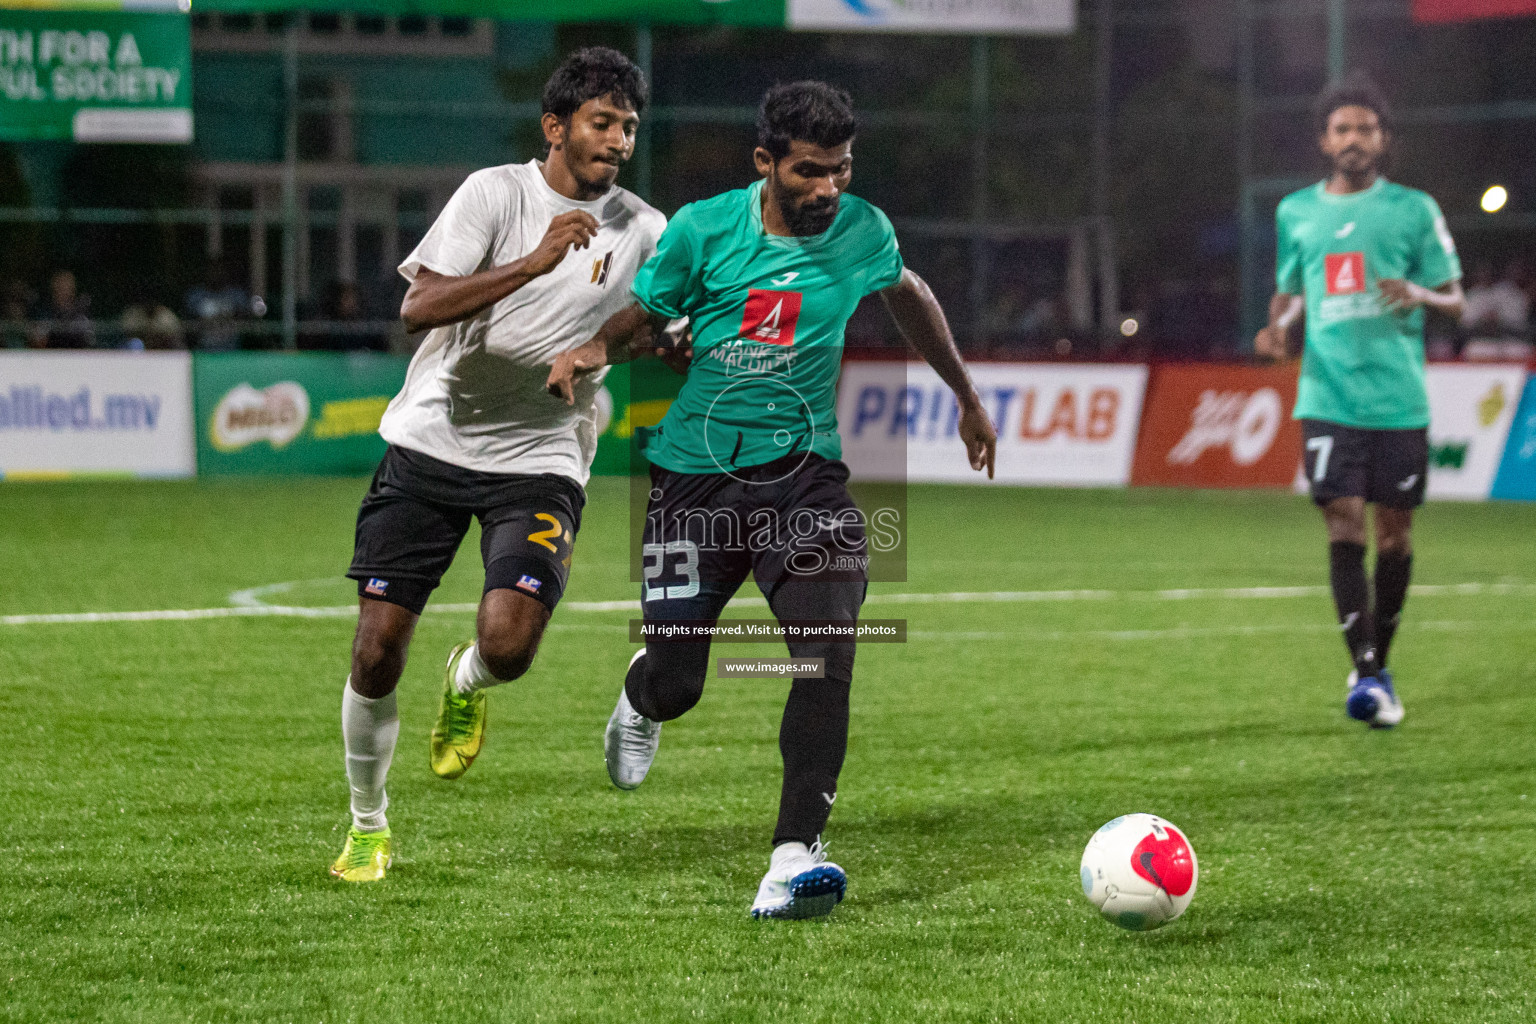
192,352,679,478
194,353,406,476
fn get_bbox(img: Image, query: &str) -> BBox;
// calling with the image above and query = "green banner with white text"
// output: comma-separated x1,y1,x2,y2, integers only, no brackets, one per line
192,0,784,25
0,8,191,142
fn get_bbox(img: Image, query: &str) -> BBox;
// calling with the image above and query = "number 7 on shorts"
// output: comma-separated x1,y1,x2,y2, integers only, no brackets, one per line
1307,434,1333,483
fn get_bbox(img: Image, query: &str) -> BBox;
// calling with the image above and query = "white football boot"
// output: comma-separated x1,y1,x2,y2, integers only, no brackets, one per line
1346,668,1405,728
750,840,847,920
604,649,662,790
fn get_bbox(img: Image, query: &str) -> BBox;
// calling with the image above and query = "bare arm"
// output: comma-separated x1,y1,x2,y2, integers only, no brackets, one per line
880,268,997,478
1254,292,1304,359
545,302,676,405
1378,278,1465,321
399,210,598,334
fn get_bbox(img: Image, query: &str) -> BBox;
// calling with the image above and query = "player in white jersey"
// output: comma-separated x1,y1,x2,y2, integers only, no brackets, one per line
329,48,667,882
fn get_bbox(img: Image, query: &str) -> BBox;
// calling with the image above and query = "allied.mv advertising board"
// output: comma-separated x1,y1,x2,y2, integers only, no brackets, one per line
788,0,1075,34
0,351,195,479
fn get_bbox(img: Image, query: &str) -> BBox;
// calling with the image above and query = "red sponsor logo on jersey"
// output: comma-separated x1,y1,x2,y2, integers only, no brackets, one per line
740,289,803,346
1325,251,1366,295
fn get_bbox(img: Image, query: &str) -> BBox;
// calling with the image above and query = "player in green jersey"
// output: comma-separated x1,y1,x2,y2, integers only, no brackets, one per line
548,81,996,919
1256,75,1464,729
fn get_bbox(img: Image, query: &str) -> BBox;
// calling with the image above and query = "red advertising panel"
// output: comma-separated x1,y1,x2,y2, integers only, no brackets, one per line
1131,364,1303,489
1413,0,1536,23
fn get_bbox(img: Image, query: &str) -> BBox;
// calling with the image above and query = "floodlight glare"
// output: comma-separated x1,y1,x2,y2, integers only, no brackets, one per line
1481,186,1509,214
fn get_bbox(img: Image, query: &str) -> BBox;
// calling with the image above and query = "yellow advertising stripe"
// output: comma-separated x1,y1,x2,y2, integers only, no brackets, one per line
0,470,138,482
310,396,392,440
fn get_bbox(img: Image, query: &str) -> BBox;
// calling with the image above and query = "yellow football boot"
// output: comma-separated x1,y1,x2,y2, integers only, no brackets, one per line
329,827,392,882
430,641,487,780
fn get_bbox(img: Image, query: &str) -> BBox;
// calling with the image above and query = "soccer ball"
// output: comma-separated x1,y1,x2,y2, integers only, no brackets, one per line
1079,814,1198,931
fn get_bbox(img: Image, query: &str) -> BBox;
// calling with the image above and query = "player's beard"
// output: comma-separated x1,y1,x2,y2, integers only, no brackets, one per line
1332,146,1382,181
771,176,840,236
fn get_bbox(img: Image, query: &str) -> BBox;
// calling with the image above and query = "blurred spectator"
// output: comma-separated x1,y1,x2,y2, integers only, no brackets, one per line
30,270,94,349
301,279,384,352
1015,295,1067,342
1462,260,1532,362
185,258,258,351
121,299,185,351
1,279,33,349
1462,261,1528,336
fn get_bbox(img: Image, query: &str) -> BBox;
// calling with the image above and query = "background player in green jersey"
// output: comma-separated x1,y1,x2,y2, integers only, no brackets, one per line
1256,75,1464,729
549,81,996,919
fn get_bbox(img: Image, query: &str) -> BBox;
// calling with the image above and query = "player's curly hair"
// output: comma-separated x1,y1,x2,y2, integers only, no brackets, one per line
757,81,857,160
1314,72,1393,135
542,46,648,121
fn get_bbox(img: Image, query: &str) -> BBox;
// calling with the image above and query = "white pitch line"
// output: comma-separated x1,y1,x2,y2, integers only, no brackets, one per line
4,581,1533,628
908,619,1536,643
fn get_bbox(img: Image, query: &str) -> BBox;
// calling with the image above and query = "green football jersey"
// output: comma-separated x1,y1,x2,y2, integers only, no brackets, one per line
1276,178,1461,429
630,179,904,474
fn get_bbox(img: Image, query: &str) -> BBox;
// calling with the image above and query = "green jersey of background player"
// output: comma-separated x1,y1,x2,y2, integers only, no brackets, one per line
1255,74,1464,730
548,81,996,921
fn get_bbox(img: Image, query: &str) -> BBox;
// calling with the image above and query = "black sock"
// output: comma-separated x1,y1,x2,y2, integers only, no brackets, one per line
772,678,851,848
1374,550,1413,669
1329,541,1379,679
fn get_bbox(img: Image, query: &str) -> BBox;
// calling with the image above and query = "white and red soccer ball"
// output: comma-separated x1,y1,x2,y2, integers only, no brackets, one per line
1080,814,1198,931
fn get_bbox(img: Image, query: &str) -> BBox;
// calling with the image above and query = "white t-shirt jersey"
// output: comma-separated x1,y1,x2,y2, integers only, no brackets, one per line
381,160,666,484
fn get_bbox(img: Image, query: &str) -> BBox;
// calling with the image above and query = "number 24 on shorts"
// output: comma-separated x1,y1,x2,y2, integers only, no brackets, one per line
527,513,574,568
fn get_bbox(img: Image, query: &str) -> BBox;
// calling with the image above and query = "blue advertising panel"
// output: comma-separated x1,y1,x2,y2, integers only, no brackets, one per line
1491,373,1536,501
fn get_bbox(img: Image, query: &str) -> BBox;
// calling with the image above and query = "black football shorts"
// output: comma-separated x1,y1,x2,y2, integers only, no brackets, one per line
347,444,584,615
641,452,869,622
1300,419,1429,510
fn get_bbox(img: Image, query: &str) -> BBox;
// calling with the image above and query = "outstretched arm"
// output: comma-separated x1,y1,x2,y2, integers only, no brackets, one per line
880,268,997,479
545,302,685,405
400,211,598,334
1255,292,1303,359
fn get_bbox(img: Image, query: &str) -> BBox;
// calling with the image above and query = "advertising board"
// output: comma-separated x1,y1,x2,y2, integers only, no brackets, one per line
838,361,1147,486
1131,364,1303,489
1423,364,1526,500
0,351,194,479
1490,373,1536,501
0,8,192,143
788,0,1075,34
193,353,406,476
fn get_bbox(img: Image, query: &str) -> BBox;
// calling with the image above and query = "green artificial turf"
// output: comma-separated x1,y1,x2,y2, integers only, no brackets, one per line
1,478,1533,1022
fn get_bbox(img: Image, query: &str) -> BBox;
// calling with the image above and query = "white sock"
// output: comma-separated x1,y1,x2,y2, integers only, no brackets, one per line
342,679,398,833
453,643,498,695
771,842,810,871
